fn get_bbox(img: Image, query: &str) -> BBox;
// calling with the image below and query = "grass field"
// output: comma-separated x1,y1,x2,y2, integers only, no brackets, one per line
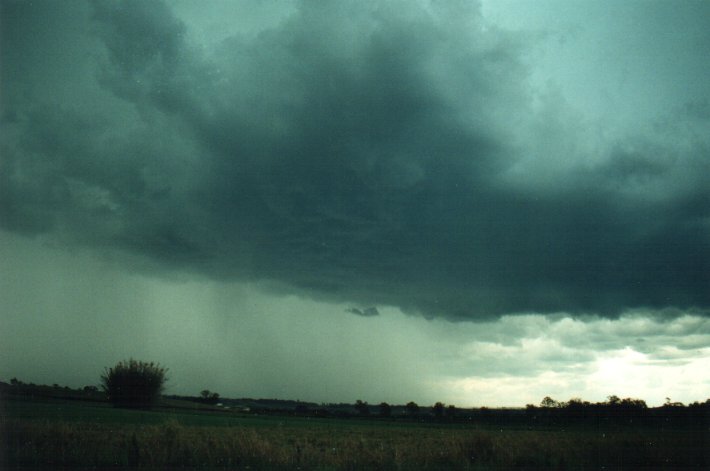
2,396,708,470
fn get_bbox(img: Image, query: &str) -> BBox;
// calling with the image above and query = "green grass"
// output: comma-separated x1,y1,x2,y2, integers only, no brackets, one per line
3,396,251,427
3,396,708,469
1,395,487,430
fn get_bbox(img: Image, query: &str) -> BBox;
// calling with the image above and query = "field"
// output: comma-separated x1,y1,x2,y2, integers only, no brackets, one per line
2,396,708,470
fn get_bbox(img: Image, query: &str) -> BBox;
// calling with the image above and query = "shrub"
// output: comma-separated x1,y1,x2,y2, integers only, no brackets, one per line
101,359,168,408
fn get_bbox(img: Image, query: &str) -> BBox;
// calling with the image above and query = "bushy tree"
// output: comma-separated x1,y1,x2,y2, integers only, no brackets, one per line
101,359,168,408
200,389,220,404
355,399,370,416
406,401,420,416
540,396,560,408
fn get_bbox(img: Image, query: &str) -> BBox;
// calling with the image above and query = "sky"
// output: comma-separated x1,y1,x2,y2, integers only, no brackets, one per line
1,0,709,407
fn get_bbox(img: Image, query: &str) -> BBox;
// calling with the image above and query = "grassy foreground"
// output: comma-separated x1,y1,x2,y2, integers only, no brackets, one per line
2,398,708,469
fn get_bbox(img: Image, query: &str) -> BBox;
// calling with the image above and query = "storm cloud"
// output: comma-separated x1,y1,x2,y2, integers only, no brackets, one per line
2,0,709,321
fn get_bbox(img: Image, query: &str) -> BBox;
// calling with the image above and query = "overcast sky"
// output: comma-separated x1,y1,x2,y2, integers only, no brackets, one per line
1,0,709,407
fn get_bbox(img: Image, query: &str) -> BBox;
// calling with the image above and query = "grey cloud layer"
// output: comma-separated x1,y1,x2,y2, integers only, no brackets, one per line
1,0,708,319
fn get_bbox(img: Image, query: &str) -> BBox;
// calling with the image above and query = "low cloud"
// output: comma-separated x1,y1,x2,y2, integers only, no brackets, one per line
346,307,380,317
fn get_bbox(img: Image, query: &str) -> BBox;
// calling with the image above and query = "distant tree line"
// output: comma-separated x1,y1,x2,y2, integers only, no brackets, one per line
3,378,104,402
4,367,709,429
525,395,710,426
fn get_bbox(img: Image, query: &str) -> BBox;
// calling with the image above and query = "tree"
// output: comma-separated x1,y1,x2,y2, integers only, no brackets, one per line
378,402,392,418
540,396,560,408
101,359,167,409
607,395,621,406
200,389,220,404
406,401,420,416
355,399,370,416
620,397,646,409
663,397,684,407
432,402,445,418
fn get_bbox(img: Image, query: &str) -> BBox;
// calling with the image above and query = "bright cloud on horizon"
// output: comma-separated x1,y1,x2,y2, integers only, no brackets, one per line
1,0,709,407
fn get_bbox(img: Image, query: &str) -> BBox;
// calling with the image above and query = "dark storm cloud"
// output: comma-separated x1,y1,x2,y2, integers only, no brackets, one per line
1,0,708,320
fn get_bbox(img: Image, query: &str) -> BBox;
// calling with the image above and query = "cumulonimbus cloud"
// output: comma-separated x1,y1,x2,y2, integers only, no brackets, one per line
1,0,708,320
